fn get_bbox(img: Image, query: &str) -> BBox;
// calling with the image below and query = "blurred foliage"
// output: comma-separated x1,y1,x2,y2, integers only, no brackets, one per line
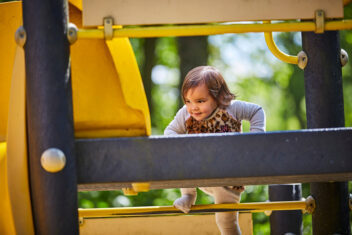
78,5,352,235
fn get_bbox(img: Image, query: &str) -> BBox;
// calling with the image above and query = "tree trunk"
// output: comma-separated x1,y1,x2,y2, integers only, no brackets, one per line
177,36,208,108
142,38,157,115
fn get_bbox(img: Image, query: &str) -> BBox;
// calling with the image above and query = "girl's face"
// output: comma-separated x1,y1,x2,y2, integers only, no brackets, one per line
184,83,217,121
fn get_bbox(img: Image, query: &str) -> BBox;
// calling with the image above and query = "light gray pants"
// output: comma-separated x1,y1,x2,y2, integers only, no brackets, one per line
181,187,242,235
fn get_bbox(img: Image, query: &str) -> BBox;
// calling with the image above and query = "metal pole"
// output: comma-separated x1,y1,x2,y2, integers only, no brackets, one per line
302,31,350,234
269,184,302,235
22,0,78,234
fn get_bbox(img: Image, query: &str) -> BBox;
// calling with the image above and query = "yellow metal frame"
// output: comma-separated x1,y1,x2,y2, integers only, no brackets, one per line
77,20,352,39
76,18,352,67
79,200,308,218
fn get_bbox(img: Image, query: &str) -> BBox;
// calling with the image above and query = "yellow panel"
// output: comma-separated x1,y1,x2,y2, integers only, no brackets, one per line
70,5,151,137
83,0,343,26
0,142,16,235
0,2,22,141
70,0,82,10
6,47,35,235
106,38,151,136
80,213,253,235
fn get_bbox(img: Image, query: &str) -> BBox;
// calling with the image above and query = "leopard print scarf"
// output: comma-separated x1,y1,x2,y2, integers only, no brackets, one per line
185,108,242,134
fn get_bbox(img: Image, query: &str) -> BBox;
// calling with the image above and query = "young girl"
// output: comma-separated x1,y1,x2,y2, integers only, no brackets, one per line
164,66,265,235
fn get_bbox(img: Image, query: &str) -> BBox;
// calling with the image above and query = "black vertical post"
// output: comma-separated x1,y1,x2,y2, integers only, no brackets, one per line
302,31,350,234
269,184,302,235
22,0,78,234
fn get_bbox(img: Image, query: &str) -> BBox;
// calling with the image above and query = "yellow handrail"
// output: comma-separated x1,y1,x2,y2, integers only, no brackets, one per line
263,21,298,65
78,200,309,218
77,20,352,39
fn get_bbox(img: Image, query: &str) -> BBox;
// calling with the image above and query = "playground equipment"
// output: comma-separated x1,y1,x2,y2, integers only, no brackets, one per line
0,0,351,234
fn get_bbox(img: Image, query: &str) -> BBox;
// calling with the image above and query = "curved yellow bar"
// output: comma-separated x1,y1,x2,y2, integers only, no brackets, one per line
0,2,21,141
263,21,298,65
79,201,307,218
0,142,16,235
0,2,35,234
6,47,35,235
77,20,352,39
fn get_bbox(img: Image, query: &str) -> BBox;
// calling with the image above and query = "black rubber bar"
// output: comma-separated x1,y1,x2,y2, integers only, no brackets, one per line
75,128,352,191
269,184,302,235
302,30,350,235
22,0,78,234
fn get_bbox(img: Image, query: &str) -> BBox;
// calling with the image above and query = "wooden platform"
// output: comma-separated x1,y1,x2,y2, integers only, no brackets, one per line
80,213,253,235
82,0,343,26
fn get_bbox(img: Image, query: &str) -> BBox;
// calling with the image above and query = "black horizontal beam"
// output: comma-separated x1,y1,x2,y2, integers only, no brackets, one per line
76,128,352,191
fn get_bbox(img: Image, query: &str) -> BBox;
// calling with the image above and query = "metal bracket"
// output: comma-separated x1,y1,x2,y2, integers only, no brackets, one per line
132,182,150,192
315,10,325,34
104,17,114,40
122,187,138,196
79,217,84,226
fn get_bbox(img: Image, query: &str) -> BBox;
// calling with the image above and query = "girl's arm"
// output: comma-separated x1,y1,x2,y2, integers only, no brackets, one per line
230,100,266,132
164,106,188,135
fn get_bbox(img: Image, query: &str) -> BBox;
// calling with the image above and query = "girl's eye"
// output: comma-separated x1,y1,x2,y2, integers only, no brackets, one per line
185,100,190,103
198,100,205,103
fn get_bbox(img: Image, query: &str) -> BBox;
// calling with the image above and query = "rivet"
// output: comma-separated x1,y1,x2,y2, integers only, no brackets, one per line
41,148,66,173
15,26,26,47
67,23,78,45
340,49,349,67
297,51,308,70
305,195,315,214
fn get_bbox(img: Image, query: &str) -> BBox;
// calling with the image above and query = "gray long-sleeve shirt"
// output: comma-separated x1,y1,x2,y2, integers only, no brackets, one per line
164,100,266,135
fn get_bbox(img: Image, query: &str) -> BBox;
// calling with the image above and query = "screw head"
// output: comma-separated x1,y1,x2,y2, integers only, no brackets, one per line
67,23,78,45
41,148,66,173
297,51,308,70
15,26,26,47
340,49,349,67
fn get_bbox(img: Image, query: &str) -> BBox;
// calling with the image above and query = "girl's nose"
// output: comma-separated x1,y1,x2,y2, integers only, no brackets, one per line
192,104,199,110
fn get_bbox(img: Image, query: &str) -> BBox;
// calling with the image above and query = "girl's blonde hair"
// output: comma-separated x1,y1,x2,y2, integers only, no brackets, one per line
181,66,235,108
